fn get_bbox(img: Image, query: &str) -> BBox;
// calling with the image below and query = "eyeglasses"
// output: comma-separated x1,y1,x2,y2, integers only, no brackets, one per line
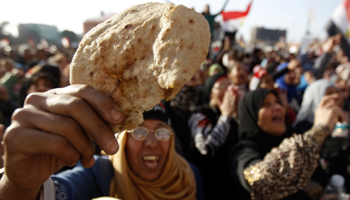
128,126,173,141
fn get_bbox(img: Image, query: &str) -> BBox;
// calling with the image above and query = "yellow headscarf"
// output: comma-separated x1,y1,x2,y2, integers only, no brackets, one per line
108,130,197,200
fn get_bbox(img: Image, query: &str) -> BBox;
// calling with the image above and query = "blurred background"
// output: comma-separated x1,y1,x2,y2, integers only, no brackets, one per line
0,0,343,51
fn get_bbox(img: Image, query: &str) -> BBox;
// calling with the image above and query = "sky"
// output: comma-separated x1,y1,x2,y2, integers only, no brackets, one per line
0,0,345,43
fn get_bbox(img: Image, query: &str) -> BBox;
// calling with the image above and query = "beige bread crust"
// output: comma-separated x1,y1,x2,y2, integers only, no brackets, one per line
70,2,210,133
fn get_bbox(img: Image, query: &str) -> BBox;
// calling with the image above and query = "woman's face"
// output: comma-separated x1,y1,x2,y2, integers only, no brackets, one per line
257,93,286,136
210,77,231,107
126,119,171,181
259,74,275,90
27,77,55,94
228,64,248,85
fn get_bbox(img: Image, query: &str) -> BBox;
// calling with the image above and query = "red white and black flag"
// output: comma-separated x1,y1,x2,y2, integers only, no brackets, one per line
220,1,253,33
326,0,350,58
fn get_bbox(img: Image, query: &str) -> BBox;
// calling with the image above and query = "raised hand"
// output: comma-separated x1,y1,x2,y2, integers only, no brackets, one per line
314,93,346,130
220,85,240,117
0,84,124,200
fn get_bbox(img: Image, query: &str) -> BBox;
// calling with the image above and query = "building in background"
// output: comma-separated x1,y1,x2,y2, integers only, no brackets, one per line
250,27,287,47
83,12,115,34
0,22,80,48
18,24,61,46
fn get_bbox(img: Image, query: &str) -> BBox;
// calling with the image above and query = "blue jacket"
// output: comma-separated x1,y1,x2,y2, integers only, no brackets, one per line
52,155,204,200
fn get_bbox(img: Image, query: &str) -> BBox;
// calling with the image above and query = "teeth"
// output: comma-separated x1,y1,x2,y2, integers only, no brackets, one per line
143,156,159,161
273,115,282,120
146,162,157,167
274,114,282,119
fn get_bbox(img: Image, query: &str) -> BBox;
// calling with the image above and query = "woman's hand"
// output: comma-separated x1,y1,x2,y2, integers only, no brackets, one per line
314,93,347,130
220,85,240,117
0,84,124,200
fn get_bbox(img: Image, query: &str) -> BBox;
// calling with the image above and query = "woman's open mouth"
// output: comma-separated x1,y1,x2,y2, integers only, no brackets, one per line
272,114,283,123
143,155,160,169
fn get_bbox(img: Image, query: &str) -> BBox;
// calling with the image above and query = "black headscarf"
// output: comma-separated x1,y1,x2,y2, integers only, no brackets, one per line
143,103,171,125
220,89,289,198
238,88,291,156
201,73,227,105
219,88,317,199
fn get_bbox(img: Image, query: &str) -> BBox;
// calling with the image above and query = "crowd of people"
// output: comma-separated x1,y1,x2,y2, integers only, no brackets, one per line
0,4,350,200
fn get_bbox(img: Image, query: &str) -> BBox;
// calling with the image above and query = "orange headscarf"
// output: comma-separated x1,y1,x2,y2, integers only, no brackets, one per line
108,130,197,200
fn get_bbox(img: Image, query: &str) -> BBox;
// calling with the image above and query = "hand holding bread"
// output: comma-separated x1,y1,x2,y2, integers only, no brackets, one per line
70,2,210,133
0,3,210,199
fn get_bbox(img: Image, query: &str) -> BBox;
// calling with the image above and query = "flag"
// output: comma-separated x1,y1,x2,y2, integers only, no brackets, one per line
326,0,350,58
220,2,253,33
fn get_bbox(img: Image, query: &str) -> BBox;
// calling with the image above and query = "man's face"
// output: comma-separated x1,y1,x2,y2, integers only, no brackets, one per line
284,70,296,85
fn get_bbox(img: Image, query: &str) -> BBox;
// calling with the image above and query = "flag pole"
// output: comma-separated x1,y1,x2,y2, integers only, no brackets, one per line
306,7,313,35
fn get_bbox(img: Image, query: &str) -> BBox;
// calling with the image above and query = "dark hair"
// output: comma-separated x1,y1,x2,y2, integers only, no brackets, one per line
201,73,227,104
37,65,61,85
143,103,171,126
19,72,59,106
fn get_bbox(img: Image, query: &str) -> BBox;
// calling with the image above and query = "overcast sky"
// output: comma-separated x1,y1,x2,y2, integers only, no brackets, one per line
0,0,344,43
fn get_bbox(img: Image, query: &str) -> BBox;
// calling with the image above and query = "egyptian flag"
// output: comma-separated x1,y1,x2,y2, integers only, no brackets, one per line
326,0,350,58
220,1,252,33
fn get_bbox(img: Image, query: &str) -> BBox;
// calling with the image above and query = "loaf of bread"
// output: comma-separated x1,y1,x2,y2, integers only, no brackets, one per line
70,2,210,132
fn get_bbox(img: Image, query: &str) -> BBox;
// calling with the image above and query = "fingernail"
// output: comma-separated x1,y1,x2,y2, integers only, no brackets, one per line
69,162,77,167
106,139,119,154
110,109,123,122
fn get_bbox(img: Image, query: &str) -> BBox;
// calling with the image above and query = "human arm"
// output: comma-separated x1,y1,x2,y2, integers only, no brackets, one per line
213,0,229,17
49,155,114,200
189,112,231,156
0,85,124,200
272,59,300,80
313,34,341,80
266,61,280,74
313,53,333,80
242,94,346,200
188,86,239,157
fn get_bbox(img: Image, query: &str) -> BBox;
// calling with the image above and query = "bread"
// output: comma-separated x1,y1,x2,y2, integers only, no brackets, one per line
70,2,210,133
